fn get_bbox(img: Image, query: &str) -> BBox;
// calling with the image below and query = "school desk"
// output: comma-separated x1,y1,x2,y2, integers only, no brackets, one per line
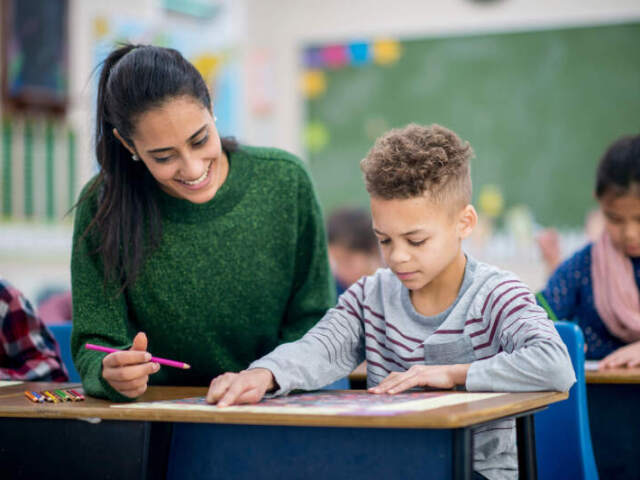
0,382,567,480
585,367,640,480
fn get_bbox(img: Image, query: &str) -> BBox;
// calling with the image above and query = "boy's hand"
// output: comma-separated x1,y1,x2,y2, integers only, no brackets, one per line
598,341,640,369
206,368,276,407
101,332,160,399
368,364,470,394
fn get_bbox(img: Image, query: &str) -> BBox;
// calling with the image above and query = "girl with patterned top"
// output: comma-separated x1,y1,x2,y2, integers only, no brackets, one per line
538,133,640,368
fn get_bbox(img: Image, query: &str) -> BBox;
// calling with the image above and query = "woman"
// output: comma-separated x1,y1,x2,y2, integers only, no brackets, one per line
71,44,334,401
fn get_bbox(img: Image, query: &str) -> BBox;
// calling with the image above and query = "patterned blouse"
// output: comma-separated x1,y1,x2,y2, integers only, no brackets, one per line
537,243,637,359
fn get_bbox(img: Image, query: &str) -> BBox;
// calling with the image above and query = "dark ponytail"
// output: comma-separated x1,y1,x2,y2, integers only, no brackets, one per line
78,44,237,293
595,134,640,199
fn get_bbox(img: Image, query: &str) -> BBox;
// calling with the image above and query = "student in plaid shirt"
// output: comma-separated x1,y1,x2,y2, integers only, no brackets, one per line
0,278,68,381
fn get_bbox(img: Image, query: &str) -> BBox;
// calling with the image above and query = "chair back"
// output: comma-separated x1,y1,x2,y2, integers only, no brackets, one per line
48,324,81,382
535,321,598,480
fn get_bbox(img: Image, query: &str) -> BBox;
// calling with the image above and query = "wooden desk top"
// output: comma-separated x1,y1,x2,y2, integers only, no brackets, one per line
0,382,566,429
351,362,640,385
586,367,640,384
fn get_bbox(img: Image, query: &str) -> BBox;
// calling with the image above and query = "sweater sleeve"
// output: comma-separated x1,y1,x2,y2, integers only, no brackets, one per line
466,278,576,393
249,282,366,395
536,246,591,321
70,183,135,402
279,164,336,343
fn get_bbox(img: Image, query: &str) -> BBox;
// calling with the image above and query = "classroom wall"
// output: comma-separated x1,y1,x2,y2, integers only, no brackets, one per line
2,0,640,299
243,0,640,155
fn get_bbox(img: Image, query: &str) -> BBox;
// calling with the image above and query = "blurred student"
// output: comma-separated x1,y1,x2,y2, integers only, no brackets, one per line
536,208,605,274
38,289,73,324
537,134,640,368
207,124,575,480
327,207,382,295
0,278,68,381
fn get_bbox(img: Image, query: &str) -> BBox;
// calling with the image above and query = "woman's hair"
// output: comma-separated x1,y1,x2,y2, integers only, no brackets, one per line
595,134,640,199
79,44,237,292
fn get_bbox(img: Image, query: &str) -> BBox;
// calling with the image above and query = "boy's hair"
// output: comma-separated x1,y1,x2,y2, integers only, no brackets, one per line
360,123,473,208
595,133,640,199
327,207,378,253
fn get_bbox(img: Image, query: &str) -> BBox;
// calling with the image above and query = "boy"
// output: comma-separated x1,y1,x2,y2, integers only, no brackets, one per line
207,124,575,480
327,206,382,295
1,277,68,381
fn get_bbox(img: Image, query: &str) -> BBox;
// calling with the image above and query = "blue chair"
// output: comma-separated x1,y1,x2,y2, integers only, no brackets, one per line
534,321,598,480
48,324,81,382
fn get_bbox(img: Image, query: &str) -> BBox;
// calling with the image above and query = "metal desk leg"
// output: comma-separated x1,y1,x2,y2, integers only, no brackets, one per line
453,428,473,480
517,415,538,480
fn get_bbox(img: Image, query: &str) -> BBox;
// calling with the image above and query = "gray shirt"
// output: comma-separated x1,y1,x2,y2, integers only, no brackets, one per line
250,255,576,480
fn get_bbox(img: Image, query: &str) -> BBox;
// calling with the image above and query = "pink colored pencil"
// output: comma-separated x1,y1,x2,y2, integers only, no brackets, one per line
85,343,191,369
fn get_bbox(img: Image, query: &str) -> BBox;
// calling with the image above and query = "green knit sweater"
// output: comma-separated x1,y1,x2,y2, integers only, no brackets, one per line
71,146,335,401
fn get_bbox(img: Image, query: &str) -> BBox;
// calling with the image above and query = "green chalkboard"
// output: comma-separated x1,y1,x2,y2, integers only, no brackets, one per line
304,23,640,227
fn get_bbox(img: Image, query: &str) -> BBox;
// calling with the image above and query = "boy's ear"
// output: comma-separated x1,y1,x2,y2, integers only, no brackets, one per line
112,128,136,155
457,204,478,239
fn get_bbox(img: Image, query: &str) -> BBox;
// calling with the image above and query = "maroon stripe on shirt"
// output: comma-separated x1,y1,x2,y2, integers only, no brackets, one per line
434,329,464,334
365,331,415,353
359,306,423,345
502,314,542,333
367,359,391,375
341,297,362,319
365,346,407,370
363,305,384,320
335,304,361,321
480,279,521,315
473,293,529,350
470,292,529,339
465,317,483,325
385,320,423,343
366,344,423,363
347,289,363,309
489,285,528,313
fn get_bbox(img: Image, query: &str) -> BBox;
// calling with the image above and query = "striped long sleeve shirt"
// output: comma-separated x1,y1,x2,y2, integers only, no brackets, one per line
250,256,575,480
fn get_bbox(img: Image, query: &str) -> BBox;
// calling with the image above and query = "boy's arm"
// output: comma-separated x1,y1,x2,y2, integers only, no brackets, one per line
248,282,367,396
0,281,68,381
466,285,576,392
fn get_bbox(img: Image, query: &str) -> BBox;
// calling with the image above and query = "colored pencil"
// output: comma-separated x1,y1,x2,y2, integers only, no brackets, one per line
43,391,59,403
69,389,85,401
64,389,80,401
32,391,45,403
85,343,191,369
54,389,71,402
24,391,40,403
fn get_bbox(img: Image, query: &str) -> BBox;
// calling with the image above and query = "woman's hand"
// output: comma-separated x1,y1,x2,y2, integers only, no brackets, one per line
368,364,470,394
206,368,276,407
598,341,640,369
101,332,160,398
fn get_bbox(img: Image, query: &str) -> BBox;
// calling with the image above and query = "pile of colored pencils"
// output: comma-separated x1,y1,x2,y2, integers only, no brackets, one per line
24,389,85,403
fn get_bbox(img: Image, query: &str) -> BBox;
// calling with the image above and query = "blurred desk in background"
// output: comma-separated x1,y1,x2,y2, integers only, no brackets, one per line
586,367,640,480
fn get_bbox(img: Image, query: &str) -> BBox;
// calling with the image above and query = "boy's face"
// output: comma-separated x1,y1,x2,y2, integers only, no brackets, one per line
370,194,475,292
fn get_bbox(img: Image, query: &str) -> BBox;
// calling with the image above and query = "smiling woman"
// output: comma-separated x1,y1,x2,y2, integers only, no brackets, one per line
70,45,335,402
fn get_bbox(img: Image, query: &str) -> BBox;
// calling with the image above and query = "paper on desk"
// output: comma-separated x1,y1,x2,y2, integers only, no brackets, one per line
113,391,506,416
0,381,23,387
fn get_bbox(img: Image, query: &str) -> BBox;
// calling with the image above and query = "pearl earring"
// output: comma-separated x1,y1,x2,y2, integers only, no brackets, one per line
214,116,218,122
132,154,139,161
